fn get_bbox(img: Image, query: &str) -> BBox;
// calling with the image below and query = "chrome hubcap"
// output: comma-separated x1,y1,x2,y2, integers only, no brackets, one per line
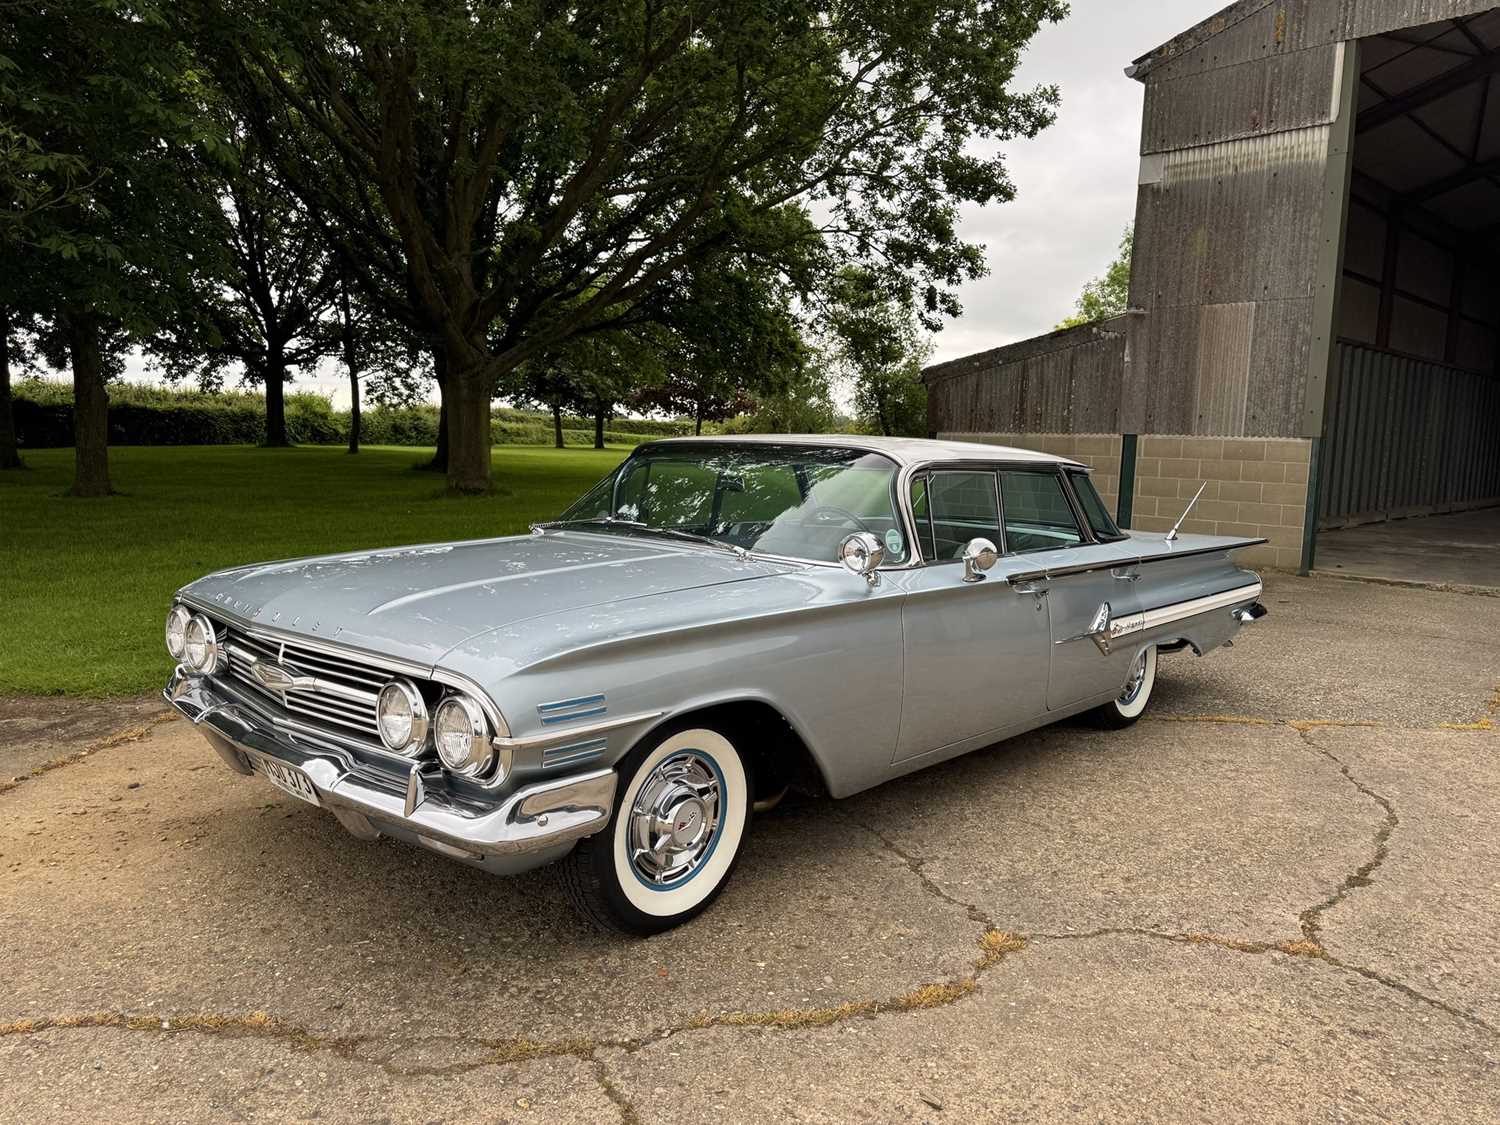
1119,650,1148,705
627,752,722,887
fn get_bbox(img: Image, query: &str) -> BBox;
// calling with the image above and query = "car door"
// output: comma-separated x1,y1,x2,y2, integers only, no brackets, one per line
995,467,1145,710
895,468,1052,761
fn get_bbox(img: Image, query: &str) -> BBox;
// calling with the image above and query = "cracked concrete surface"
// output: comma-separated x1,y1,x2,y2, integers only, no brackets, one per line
2,573,1498,1122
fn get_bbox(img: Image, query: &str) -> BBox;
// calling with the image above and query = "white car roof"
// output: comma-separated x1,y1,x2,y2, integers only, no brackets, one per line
642,433,1083,469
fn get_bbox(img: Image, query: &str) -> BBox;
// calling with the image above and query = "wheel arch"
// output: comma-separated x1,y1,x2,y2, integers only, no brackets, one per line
630,695,832,800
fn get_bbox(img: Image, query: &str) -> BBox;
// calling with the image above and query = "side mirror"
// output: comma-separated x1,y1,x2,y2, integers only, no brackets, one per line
962,537,999,583
838,532,886,588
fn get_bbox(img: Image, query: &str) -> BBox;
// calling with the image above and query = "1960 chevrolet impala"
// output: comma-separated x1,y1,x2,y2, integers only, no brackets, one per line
163,436,1265,933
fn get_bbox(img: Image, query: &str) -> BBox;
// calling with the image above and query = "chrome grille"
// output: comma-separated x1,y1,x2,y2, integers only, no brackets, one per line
220,622,388,744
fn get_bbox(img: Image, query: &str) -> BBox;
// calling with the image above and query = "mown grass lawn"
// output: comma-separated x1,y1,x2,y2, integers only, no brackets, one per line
0,444,629,697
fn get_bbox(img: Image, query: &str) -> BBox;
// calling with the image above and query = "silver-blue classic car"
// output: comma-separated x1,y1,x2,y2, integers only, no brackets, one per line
163,436,1265,933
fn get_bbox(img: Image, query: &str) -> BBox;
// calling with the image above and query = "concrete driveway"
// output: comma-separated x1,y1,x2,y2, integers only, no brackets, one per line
2,574,1498,1123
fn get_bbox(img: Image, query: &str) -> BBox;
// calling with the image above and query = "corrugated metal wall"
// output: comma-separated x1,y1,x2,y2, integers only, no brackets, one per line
924,320,1127,436
1133,0,1497,81
1320,341,1500,524
1124,125,1329,436
1124,0,1498,439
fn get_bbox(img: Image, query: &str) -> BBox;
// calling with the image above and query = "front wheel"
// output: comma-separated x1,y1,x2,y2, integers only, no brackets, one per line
558,724,752,934
1091,645,1158,728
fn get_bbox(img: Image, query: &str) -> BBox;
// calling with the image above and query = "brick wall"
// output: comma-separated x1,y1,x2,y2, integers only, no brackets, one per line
1131,436,1311,570
937,431,1311,570
939,433,1122,512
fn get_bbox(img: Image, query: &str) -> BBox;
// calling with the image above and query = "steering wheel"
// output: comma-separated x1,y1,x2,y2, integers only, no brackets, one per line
807,505,874,534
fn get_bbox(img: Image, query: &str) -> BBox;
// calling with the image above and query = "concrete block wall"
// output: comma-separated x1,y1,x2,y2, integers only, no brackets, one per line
940,433,1122,512
1131,436,1311,570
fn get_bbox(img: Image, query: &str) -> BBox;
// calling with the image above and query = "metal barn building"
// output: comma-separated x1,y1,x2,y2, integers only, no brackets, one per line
924,0,1500,575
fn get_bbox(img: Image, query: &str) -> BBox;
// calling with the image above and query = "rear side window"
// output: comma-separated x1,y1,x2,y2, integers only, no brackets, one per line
1000,470,1084,552
1068,471,1121,539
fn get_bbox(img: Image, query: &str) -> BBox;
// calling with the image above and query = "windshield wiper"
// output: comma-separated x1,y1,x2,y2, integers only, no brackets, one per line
532,517,750,559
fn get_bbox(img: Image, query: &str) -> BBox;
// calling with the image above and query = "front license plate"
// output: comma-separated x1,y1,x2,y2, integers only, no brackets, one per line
254,756,320,806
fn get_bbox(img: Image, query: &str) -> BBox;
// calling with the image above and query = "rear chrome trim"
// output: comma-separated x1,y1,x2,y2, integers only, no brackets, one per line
1139,582,1263,631
1006,539,1268,585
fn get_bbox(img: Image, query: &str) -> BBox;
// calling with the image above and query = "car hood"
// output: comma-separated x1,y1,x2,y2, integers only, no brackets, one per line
180,532,800,668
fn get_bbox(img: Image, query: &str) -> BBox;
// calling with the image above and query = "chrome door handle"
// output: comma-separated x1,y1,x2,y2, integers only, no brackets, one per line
1013,581,1049,597
1111,568,1141,582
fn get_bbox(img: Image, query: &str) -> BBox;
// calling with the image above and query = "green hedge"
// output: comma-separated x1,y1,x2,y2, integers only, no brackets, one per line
11,379,696,448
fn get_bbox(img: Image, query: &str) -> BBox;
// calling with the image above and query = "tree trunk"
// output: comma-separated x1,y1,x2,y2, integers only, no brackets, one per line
0,307,22,470
65,308,111,497
419,347,449,472
694,398,704,436
593,403,607,450
347,369,361,453
263,350,289,447
446,368,492,494
552,403,564,449
341,276,360,454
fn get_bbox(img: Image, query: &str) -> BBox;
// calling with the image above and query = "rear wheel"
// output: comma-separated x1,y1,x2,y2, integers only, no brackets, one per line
1091,645,1158,728
558,724,752,934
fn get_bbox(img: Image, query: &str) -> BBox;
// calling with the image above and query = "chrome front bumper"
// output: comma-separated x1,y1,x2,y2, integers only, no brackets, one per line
164,669,616,874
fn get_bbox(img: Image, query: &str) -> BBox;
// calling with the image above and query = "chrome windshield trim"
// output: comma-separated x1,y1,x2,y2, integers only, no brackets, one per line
550,444,922,572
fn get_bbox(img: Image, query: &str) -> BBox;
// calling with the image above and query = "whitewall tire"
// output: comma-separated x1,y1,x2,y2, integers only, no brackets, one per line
1092,645,1158,728
558,724,752,934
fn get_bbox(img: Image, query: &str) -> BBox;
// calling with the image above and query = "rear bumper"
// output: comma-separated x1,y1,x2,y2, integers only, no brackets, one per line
164,668,616,874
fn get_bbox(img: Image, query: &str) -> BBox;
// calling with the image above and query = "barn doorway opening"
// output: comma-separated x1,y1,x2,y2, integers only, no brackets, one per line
1320,10,1500,584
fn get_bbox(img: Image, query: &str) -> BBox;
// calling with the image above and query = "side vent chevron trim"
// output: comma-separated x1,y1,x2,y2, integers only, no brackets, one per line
538,694,607,726
541,737,609,770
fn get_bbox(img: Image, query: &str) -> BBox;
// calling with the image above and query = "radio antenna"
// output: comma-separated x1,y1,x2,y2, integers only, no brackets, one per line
1164,481,1208,543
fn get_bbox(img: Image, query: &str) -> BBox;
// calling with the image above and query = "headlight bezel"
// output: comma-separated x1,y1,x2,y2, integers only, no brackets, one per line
165,604,192,661
183,613,223,675
433,694,492,777
376,678,430,756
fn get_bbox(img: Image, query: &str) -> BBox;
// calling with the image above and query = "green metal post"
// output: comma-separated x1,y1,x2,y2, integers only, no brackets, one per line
1116,433,1138,528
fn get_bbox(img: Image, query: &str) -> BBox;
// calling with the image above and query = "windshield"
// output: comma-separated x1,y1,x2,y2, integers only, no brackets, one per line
554,443,911,565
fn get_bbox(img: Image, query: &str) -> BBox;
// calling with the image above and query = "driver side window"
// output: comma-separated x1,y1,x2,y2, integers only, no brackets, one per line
921,470,1001,561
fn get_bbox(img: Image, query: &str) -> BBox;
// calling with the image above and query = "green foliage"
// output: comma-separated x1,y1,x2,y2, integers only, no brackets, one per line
631,256,808,431
823,268,932,437
0,445,630,696
9,379,693,448
1057,225,1133,330
720,363,847,435
0,1,216,328
189,0,1067,488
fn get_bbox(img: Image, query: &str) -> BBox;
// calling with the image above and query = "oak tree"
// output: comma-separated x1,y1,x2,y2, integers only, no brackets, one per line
191,0,1066,492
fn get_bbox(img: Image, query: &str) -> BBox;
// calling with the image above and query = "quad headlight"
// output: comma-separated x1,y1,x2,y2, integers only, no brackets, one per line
433,694,493,776
376,679,429,755
164,604,192,661
182,613,222,674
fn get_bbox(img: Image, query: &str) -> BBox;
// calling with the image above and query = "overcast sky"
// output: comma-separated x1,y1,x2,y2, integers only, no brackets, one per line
929,0,1223,365
110,1,1225,403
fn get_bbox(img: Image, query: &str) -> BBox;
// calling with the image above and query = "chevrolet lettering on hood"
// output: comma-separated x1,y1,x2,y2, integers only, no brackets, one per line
162,435,1266,934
